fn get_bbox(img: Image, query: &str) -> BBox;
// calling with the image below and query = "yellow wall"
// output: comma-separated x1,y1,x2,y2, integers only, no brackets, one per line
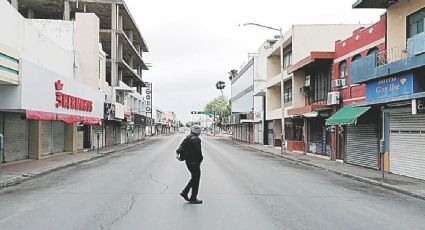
387,0,425,49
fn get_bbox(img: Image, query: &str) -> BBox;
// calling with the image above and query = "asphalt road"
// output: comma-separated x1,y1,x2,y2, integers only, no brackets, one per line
1,134,425,230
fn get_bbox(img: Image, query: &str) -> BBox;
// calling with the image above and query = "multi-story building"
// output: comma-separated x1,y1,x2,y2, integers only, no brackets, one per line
230,57,257,143
326,15,386,169
0,1,105,162
351,0,425,180
265,24,366,153
10,0,150,147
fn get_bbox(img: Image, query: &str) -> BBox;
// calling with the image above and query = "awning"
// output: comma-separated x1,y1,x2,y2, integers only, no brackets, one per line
325,106,371,126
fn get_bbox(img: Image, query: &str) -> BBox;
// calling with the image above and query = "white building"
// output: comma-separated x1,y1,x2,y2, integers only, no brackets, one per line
0,1,105,162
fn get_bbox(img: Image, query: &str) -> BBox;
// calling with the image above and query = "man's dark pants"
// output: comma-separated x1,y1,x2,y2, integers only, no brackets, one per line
183,162,201,200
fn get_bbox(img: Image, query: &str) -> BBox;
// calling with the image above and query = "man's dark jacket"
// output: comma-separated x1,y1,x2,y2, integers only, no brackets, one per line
181,134,203,163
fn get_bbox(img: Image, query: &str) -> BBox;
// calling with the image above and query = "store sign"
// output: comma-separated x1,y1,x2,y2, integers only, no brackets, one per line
55,80,93,112
144,82,152,113
366,73,417,100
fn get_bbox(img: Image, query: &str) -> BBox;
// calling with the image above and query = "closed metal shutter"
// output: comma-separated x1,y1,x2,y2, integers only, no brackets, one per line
41,121,53,155
0,113,4,163
346,125,378,169
52,121,65,153
267,121,274,146
4,113,29,162
388,107,425,180
121,126,126,144
42,121,65,155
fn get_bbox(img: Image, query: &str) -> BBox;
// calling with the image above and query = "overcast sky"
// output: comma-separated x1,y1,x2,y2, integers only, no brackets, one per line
125,0,384,122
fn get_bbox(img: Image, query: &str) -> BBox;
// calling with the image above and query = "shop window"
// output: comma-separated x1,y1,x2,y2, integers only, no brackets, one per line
407,7,425,39
339,61,347,79
285,119,303,141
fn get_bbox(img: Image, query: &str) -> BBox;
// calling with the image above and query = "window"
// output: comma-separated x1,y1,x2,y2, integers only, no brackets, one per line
283,46,292,69
310,66,331,103
284,79,292,103
407,7,425,39
339,61,347,79
367,47,379,56
351,54,362,62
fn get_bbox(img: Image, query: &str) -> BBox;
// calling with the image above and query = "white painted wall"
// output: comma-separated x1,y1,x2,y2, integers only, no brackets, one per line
0,2,104,118
21,60,104,119
292,24,367,64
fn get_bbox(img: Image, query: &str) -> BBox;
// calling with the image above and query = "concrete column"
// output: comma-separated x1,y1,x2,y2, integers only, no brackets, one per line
11,0,18,10
127,30,134,43
65,123,77,154
28,9,34,19
111,3,119,86
28,120,42,160
63,0,70,21
118,15,123,31
135,44,141,55
118,41,123,60
128,55,134,67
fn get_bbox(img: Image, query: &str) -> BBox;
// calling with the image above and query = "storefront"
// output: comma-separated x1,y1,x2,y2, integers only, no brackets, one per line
326,106,379,169
355,72,425,179
285,118,304,152
0,112,29,162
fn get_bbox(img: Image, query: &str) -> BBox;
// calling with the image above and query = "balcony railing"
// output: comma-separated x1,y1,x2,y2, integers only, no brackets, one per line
376,44,408,67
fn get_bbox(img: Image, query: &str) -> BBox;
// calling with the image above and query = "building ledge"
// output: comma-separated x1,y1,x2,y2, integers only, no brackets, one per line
288,104,329,116
288,52,335,74
352,0,398,9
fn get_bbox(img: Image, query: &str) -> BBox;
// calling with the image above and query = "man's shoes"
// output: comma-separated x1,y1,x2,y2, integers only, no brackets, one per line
180,192,189,201
189,199,203,204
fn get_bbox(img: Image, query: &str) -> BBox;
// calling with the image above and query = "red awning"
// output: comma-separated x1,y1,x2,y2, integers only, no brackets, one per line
26,110,102,125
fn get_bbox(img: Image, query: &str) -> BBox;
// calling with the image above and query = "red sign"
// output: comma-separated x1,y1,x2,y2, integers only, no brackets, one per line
54,80,93,112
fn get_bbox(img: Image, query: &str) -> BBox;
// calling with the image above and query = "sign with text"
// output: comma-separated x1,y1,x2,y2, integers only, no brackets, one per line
366,73,417,100
143,82,152,118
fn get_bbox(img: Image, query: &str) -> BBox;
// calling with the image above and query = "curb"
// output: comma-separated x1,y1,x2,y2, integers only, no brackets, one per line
219,137,425,201
0,138,155,190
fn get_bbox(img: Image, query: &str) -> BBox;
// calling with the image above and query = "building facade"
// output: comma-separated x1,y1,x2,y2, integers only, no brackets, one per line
326,15,386,169
0,1,104,162
265,24,367,152
351,0,425,180
9,0,150,147
230,57,257,143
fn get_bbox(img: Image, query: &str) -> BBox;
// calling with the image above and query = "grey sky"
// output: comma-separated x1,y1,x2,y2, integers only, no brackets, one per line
126,0,384,122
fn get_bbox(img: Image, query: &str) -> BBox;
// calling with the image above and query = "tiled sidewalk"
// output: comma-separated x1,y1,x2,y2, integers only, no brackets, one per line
219,136,425,200
0,137,157,189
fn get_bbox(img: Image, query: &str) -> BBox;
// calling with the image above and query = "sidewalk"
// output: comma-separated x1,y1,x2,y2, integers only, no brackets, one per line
0,137,156,190
219,135,425,200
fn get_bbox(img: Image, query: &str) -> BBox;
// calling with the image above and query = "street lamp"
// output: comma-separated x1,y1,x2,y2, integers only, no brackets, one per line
242,23,285,155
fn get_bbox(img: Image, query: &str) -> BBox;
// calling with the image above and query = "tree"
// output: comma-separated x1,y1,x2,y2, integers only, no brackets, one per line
228,69,238,81
215,81,226,97
204,96,231,127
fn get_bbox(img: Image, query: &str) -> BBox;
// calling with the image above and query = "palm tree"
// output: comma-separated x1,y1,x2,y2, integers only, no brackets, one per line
216,81,226,97
228,69,238,81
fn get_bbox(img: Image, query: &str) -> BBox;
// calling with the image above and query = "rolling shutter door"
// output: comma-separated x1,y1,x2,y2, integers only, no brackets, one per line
0,113,4,163
388,107,425,180
52,121,65,153
42,121,65,155
4,113,29,162
346,125,378,169
41,121,53,155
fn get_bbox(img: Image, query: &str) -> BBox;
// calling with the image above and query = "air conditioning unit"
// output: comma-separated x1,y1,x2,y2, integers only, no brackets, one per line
327,92,340,105
331,79,347,88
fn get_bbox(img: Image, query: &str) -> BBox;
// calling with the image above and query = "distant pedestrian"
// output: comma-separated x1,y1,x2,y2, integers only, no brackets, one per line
176,126,203,204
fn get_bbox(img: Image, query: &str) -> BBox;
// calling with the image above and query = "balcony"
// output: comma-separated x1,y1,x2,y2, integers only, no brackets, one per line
352,0,398,9
351,32,425,84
